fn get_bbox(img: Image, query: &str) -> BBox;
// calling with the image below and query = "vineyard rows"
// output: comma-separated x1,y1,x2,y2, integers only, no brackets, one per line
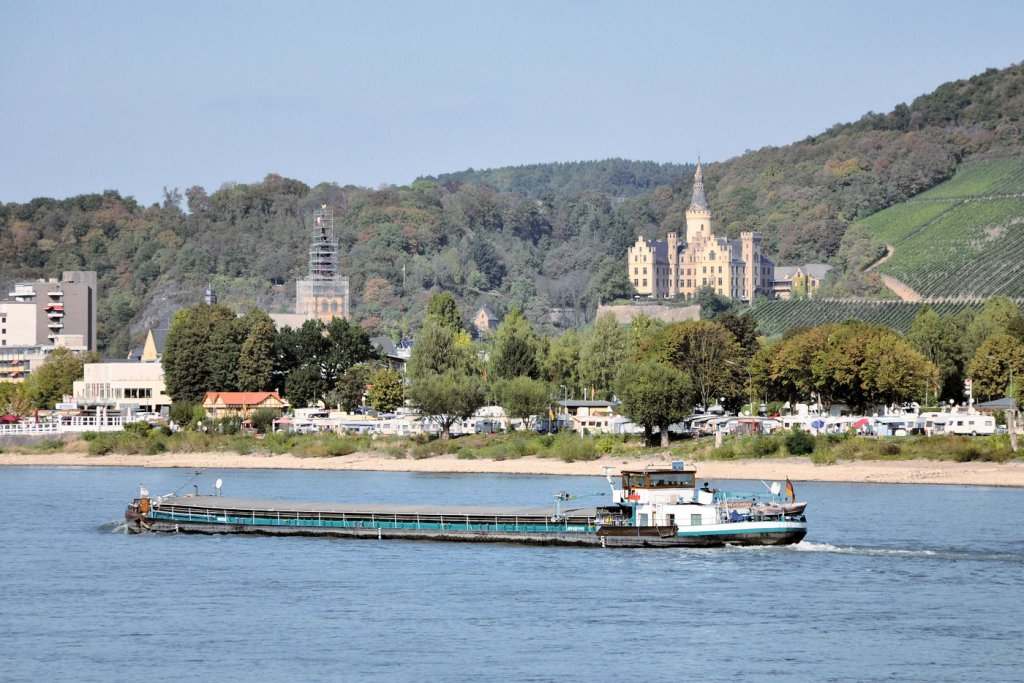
913,157,1024,199
751,299,989,337
849,156,1024,299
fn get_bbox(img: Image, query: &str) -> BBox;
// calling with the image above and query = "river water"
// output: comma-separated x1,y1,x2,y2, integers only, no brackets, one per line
1,466,1021,682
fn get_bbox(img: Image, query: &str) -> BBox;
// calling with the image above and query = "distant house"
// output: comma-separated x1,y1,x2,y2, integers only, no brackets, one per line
201,391,289,419
140,328,169,362
72,361,172,415
772,264,832,299
473,307,499,337
370,336,412,373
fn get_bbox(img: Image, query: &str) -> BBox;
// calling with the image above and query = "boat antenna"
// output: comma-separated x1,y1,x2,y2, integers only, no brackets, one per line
170,470,205,497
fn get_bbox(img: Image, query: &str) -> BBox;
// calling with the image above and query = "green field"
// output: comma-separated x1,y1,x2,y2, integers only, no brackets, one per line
751,299,986,337
856,156,1024,299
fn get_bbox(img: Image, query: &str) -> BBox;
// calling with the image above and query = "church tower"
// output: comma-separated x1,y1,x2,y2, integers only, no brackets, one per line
685,161,711,244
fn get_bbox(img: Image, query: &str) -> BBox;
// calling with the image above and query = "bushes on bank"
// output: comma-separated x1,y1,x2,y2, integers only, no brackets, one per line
785,427,816,456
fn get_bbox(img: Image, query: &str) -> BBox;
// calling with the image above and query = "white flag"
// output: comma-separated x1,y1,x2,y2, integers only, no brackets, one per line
139,485,149,497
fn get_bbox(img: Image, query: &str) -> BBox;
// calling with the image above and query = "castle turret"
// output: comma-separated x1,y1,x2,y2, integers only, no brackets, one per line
685,161,712,244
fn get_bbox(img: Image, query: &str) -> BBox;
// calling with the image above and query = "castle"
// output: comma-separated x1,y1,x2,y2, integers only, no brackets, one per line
628,162,774,302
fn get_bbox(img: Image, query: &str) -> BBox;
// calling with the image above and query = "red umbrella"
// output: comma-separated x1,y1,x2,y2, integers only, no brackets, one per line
853,417,869,428
0,414,20,423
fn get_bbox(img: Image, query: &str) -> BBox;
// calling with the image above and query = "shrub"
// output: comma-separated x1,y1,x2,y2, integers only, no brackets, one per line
879,442,902,456
753,437,780,456
87,434,118,455
558,436,598,463
216,415,242,435
810,449,838,465
383,445,406,459
169,401,196,428
785,428,816,456
82,431,99,442
249,408,281,434
124,421,152,435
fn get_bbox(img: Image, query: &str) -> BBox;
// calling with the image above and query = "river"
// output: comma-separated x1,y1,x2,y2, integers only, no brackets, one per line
1,467,1021,682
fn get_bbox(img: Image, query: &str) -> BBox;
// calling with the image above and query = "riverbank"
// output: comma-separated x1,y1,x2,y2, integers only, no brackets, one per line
3,450,1024,486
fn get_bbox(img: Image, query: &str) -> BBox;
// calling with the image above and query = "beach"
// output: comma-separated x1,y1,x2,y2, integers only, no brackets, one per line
2,450,1023,487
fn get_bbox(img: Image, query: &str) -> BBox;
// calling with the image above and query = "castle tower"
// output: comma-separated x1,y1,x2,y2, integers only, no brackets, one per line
685,161,711,244
296,205,350,321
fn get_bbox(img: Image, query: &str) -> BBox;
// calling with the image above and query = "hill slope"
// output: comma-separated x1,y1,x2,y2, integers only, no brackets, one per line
857,156,1024,299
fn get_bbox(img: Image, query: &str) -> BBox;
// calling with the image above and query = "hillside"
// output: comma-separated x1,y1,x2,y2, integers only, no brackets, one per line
2,61,1024,356
423,159,694,199
855,156,1024,299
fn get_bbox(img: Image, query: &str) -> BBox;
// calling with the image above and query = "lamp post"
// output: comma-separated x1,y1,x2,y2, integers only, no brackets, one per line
725,360,753,416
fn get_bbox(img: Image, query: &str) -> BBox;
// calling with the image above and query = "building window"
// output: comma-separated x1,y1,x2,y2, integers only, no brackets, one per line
634,268,638,275
642,279,647,287
633,279,639,286
643,268,647,275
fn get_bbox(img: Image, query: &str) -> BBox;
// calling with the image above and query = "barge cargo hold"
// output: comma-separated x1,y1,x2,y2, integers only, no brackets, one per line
124,464,808,548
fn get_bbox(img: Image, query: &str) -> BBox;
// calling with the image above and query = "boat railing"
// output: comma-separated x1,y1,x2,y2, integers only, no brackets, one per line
149,504,600,534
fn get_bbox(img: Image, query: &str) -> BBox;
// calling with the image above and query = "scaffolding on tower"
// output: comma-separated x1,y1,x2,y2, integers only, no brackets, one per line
297,205,350,321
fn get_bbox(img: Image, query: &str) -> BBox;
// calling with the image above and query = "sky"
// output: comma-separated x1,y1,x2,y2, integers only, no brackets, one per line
2,0,1023,206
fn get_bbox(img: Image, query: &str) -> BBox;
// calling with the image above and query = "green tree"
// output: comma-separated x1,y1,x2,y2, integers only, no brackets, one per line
24,348,85,409
238,315,277,391
498,376,549,427
169,401,196,428
541,330,582,391
907,307,957,402
694,286,736,320
587,256,632,305
249,407,280,434
330,363,374,412
655,320,743,411
406,318,476,379
278,318,377,408
407,371,485,439
578,313,628,400
966,333,1024,400
162,303,238,403
368,368,405,413
425,292,463,333
0,382,30,416
615,361,693,447
489,308,543,380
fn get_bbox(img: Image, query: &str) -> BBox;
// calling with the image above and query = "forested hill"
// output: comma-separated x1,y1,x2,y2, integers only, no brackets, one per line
423,159,694,199
2,61,1023,357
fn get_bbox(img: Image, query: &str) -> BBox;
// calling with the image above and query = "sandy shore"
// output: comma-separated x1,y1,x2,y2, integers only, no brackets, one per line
2,450,1024,487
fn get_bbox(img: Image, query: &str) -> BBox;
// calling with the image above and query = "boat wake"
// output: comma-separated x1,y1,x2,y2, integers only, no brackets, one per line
792,541,1024,563
98,520,130,534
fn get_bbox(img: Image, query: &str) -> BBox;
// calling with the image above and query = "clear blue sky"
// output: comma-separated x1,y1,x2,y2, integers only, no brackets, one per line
2,0,1022,206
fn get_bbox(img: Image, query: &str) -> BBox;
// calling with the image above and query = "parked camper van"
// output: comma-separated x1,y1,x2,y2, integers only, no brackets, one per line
945,414,996,436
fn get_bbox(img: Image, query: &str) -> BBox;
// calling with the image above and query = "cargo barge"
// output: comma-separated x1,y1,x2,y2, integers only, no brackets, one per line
124,463,808,547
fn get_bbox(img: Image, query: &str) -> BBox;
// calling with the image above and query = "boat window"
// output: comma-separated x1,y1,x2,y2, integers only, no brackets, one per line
690,514,702,526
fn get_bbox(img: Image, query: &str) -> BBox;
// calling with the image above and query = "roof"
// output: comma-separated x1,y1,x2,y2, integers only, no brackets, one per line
148,328,169,353
803,263,832,278
689,162,708,210
371,335,398,356
477,306,498,321
975,397,1018,411
203,391,288,406
558,400,616,408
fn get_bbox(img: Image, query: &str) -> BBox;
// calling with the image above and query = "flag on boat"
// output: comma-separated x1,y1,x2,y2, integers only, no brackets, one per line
139,485,149,497
785,478,795,502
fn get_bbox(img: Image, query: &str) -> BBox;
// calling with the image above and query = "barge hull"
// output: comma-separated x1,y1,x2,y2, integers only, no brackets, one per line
139,517,806,547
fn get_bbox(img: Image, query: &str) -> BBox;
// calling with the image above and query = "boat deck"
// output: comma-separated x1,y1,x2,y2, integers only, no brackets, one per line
153,495,598,523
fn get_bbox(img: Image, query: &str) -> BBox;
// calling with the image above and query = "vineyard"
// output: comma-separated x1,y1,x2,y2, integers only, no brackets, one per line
751,299,989,337
855,156,1024,298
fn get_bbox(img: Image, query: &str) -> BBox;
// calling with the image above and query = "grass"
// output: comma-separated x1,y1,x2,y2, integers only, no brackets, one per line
2,427,1019,465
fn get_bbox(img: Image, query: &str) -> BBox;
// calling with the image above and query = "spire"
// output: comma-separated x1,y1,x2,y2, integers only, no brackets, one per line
689,160,708,211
